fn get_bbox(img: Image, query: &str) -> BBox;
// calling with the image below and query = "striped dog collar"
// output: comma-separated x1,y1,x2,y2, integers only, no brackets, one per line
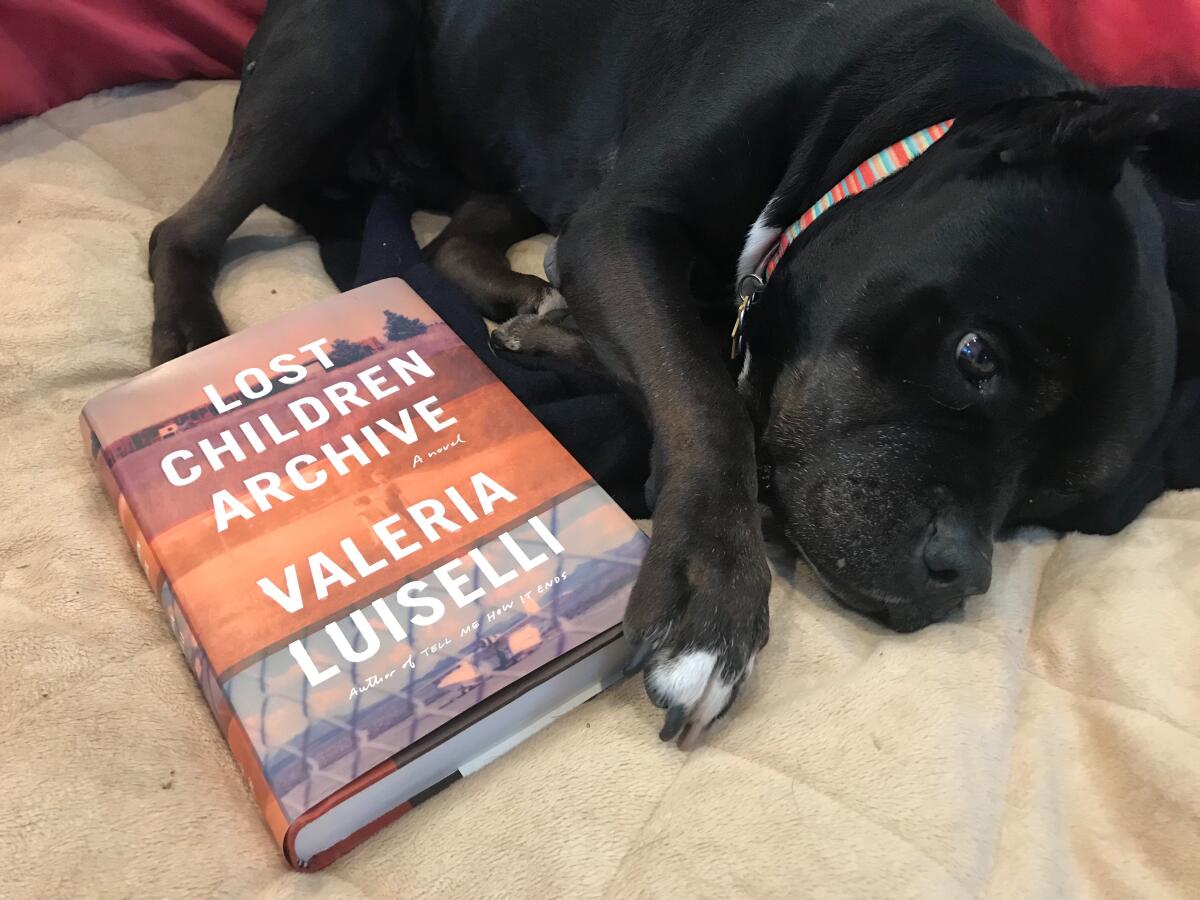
731,119,955,358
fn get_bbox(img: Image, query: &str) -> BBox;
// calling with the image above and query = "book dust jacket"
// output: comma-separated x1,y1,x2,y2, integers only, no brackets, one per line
81,279,647,868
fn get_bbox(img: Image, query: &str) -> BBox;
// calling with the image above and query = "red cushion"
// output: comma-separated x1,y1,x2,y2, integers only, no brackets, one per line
998,0,1200,88
2,1,1198,126
0,0,266,124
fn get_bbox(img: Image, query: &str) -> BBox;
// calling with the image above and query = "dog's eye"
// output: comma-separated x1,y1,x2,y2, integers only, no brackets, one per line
955,332,997,383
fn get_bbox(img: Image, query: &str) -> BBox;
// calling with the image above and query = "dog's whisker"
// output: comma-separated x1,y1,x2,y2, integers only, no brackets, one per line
899,378,972,412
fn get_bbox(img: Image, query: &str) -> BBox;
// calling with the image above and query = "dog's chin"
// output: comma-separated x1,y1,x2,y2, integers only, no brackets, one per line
798,553,966,634
776,518,968,632
831,582,965,633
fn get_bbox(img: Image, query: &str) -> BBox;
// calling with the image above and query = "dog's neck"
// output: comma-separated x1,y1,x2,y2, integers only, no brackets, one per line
737,15,1081,281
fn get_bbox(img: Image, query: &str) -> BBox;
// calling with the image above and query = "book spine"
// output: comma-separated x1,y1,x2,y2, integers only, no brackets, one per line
80,412,166,592
79,411,292,850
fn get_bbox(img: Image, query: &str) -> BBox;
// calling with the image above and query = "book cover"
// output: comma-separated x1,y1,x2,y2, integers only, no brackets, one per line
81,279,647,869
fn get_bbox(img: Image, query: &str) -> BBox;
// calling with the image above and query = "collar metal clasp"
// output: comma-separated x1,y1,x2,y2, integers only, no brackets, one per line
731,273,765,359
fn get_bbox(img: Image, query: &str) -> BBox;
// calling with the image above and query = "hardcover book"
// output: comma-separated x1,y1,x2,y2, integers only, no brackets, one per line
81,279,647,870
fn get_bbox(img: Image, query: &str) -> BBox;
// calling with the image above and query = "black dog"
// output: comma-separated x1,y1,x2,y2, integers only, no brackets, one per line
149,0,1200,746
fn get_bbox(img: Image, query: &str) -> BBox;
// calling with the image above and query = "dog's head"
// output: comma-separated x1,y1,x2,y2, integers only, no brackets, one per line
741,90,1199,632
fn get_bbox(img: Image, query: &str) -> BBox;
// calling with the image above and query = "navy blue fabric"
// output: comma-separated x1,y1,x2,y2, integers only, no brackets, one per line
314,192,651,517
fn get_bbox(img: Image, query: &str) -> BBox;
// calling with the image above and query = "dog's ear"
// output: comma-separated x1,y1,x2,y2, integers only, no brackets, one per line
1104,86,1200,199
968,92,1160,189
976,88,1200,196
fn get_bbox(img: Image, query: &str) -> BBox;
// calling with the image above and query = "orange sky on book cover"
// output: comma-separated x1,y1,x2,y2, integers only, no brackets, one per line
88,282,418,437
92,280,593,675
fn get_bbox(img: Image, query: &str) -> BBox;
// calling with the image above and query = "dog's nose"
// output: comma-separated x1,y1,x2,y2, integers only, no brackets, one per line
919,512,992,597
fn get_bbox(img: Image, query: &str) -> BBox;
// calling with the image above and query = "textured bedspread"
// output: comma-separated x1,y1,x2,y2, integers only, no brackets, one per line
1,82,1197,898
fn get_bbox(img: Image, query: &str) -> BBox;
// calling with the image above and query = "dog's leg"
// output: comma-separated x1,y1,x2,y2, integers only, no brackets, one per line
424,194,562,322
557,201,771,747
148,0,414,365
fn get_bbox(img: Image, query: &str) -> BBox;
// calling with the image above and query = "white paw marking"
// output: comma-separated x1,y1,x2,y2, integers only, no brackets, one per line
647,648,747,729
690,667,735,731
648,650,719,708
736,346,753,391
536,288,567,316
649,649,757,747
736,197,782,282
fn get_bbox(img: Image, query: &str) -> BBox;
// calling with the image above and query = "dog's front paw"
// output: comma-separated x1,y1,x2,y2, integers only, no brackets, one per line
490,301,580,358
148,218,228,366
625,502,770,748
150,304,229,366
489,313,540,353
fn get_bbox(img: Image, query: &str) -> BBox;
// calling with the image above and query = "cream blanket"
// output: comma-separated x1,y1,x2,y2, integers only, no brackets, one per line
1,82,1197,899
